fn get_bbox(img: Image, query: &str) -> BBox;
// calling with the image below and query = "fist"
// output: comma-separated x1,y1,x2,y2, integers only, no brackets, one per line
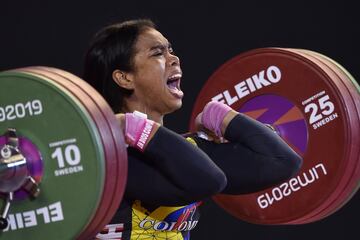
196,101,233,137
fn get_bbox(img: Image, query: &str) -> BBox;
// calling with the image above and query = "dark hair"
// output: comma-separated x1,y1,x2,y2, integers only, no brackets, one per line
83,19,156,112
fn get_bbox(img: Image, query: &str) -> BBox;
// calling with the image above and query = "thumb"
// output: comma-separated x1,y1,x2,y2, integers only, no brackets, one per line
115,113,126,132
194,112,203,131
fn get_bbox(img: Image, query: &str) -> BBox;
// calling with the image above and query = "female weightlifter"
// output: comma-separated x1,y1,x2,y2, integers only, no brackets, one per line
83,19,302,240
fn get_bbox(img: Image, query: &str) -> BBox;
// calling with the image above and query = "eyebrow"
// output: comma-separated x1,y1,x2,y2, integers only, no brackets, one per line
149,42,172,51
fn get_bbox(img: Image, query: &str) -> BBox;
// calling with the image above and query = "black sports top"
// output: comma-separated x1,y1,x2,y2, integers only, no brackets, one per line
96,113,302,240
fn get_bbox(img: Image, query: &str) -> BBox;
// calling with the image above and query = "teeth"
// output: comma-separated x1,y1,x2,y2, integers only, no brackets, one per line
166,73,184,98
168,73,182,81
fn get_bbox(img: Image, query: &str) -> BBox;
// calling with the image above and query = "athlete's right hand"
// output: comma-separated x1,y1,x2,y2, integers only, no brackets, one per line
116,113,126,133
116,112,158,151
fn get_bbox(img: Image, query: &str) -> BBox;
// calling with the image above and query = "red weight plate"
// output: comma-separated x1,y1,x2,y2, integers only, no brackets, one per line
34,67,127,239
285,49,360,224
291,49,360,223
14,67,127,238
189,48,354,224
311,60,360,221
276,49,356,223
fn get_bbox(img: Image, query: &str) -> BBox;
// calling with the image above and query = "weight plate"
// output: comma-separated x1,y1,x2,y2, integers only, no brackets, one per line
310,51,360,222
13,67,127,239
284,49,360,224
0,136,43,199
0,70,105,239
189,48,358,224
12,67,116,239
23,67,127,239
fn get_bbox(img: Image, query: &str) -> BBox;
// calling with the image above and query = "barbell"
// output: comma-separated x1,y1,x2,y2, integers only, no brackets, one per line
0,48,359,239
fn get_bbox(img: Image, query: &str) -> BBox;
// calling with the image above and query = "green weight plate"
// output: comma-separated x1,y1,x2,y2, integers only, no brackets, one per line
0,71,105,239
38,67,127,240
20,67,127,239
13,67,115,239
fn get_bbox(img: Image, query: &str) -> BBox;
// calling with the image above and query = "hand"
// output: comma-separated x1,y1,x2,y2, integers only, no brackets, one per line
194,101,238,142
194,111,218,141
115,113,126,132
116,112,158,151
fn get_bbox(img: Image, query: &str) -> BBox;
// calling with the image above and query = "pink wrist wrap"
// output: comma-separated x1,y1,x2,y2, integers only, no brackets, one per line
125,112,155,151
201,101,232,137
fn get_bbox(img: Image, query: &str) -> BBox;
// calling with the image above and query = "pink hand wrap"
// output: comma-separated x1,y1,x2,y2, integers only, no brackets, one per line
201,101,232,137
125,112,155,152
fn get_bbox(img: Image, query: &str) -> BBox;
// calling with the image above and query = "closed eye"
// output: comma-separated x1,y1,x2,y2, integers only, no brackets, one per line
150,43,174,56
152,51,164,56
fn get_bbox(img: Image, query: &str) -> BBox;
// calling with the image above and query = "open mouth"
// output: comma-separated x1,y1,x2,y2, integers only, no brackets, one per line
167,74,184,98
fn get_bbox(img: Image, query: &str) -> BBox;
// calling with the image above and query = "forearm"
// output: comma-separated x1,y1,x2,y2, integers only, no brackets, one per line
125,126,227,205
145,127,226,192
195,113,303,194
224,113,301,161
125,153,216,206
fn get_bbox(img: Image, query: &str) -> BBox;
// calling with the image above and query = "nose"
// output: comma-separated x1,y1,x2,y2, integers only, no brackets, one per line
168,53,180,66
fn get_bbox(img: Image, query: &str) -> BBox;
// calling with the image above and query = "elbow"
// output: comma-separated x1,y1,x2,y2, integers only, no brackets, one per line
190,169,228,198
211,170,228,194
288,152,303,177
279,151,303,181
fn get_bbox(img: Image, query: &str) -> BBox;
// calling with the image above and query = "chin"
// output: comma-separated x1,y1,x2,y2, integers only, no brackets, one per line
166,99,183,114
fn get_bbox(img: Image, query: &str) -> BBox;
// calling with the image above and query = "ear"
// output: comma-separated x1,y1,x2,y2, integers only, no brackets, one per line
112,69,135,90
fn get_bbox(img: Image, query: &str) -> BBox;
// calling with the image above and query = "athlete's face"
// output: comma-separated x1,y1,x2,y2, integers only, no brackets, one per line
129,28,183,116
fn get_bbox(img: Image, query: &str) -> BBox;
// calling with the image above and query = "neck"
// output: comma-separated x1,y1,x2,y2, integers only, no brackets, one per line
122,98,164,125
